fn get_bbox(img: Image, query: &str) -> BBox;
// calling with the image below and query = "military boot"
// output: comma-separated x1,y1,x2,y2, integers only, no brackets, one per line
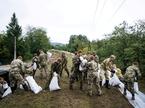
100,81,102,87
123,88,127,95
22,84,29,91
11,83,17,94
132,93,135,100
105,80,110,89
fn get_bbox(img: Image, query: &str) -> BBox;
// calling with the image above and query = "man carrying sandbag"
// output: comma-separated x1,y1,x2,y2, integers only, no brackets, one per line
45,58,62,90
123,62,141,100
9,56,29,93
100,55,116,89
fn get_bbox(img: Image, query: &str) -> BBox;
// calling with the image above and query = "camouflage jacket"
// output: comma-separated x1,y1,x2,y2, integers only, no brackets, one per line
10,59,25,74
87,60,99,73
101,58,112,71
72,55,81,70
124,65,141,82
51,61,61,74
39,52,48,66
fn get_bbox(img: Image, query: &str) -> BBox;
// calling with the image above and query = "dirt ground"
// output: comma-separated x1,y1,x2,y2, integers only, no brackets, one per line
0,50,136,108
0,75,133,108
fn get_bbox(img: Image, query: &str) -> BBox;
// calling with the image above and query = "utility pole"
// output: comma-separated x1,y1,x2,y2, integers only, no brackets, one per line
14,36,16,59
10,31,16,59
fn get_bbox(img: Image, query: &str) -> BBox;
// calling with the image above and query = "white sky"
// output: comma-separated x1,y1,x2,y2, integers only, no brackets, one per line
0,0,145,43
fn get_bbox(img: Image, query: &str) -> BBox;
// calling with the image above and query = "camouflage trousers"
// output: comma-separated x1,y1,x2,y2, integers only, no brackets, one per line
100,68,110,81
124,81,135,95
9,71,25,88
60,65,69,77
40,64,49,79
87,72,102,96
69,69,83,90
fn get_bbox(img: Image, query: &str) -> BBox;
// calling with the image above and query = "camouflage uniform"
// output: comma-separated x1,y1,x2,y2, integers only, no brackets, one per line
100,55,116,88
45,59,61,89
39,51,48,79
87,59,102,96
9,57,28,93
60,53,69,77
124,64,141,100
69,54,82,90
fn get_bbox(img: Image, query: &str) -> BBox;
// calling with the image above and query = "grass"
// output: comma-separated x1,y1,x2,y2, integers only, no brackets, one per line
0,50,135,108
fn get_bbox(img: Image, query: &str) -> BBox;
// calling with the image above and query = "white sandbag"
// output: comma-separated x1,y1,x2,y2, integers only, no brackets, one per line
32,62,37,70
25,76,42,94
79,59,87,71
3,83,9,89
47,51,52,58
49,72,61,91
138,91,145,103
109,74,121,86
2,87,12,98
101,70,111,86
134,82,139,93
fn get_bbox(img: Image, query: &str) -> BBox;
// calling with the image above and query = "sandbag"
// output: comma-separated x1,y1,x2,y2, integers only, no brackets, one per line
49,72,61,91
79,59,87,71
1,83,12,98
2,87,12,98
109,74,121,86
32,62,37,70
47,51,52,58
134,82,139,93
25,76,42,94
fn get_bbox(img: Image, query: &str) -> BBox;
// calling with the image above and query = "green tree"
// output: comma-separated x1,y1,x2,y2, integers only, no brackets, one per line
25,27,51,54
0,33,10,64
5,13,22,61
68,34,90,52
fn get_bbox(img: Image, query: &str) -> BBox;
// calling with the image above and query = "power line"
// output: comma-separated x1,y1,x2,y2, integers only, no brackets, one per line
93,0,99,25
99,0,108,18
109,0,126,21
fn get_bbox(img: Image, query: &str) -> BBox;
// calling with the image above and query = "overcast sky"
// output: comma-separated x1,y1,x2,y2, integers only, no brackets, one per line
0,0,145,43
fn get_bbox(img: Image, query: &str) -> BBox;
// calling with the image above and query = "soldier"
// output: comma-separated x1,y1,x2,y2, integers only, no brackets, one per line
92,52,99,63
123,62,141,100
45,58,62,89
87,56,102,96
60,52,69,77
112,64,124,82
9,56,28,93
32,53,39,78
100,55,116,89
39,50,48,79
69,51,82,90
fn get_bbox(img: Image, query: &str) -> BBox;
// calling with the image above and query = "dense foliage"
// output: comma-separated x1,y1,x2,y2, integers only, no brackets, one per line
0,13,145,76
64,21,145,75
0,13,51,64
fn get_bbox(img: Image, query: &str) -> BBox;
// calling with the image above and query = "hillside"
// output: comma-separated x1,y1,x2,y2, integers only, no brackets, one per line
0,50,135,108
